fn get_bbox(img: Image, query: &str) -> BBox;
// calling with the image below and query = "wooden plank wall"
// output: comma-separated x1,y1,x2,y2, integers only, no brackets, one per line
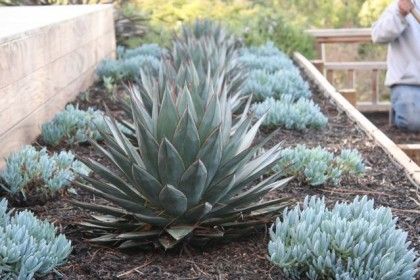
0,5,115,168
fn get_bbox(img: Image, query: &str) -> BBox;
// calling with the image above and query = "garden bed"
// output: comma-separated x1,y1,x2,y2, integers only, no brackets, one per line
24,65,419,279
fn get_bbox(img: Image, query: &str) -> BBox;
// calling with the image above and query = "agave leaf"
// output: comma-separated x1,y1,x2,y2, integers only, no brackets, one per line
222,117,252,163
79,158,140,200
216,129,282,180
134,117,159,178
103,107,143,167
216,177,292,216
173,109,200,167
159,234,181,250
131,164,163,205
176,86,198,123
87,138,131,174
204,174,235,205
237,114,266,154
166,225,195,241
234,144,283,188
159,184,188,216
79,221,116,230
198,92,222,141
226,197,292,217
220,99,232,145
158,139,185,186
90,234,119,243
78,173,139,202
130,87,154,133
184,202,213,223
157,89,179,141
116,230,162,241
72,200,129,218
177,160,207,206
197,128,223,188
118,240,155,250
74,181,161,220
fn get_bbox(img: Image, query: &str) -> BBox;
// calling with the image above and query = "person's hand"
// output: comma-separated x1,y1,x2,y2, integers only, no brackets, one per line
399,0,414,16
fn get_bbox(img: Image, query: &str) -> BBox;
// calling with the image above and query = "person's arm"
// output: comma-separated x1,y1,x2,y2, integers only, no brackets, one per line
372,0,412,43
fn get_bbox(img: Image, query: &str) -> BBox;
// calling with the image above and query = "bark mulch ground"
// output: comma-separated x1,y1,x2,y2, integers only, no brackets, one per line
363,111,420,144
25,74,419,279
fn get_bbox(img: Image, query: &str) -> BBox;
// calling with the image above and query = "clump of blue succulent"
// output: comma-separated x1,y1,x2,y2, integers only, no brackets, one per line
0,145,89,204
252,97,327,130
274,145,365,186
269,196,418,280
96,44,164,83
0,198,72,279
41,104,129,147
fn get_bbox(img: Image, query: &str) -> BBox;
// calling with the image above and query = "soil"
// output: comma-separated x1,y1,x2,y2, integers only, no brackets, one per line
20,76,419,279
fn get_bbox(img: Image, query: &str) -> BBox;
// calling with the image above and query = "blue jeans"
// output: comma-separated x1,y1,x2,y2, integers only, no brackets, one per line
391,85,420,132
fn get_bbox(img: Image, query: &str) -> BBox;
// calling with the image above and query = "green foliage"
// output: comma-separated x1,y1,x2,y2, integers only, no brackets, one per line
236,5,315,58
96,44,163,84
269,196,419,280
274,145,365,186
359,0,392,26
0,146,89,202
131,0,315,57
0,198,72,280
42,105,108,146
74,21,293,250
252,96,328,130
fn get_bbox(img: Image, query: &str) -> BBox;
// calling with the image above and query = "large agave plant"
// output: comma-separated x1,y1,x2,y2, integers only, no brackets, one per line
74,66,292,249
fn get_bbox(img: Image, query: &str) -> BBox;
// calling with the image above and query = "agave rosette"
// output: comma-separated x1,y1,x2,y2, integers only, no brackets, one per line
74,73,292,249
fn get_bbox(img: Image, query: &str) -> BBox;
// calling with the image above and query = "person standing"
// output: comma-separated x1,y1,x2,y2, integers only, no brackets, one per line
372,0,420,132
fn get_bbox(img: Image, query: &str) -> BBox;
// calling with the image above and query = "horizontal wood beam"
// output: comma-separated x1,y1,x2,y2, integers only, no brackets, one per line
294,52,420,187
356,103,391,112
324,61,387,71
306,28,372,44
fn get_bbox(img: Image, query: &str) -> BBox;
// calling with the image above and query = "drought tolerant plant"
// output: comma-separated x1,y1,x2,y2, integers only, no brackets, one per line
0,146,89,204
73,61,293,249
0,198,72,280
237,43,295,73
268,196,418,280
274,145,365,186
252,97,328,130
42,104,108,146
239,43,327,131
96,43,164,84
244,69,311,102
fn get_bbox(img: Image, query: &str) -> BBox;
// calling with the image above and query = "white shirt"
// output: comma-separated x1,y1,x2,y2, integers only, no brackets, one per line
372,0,420,86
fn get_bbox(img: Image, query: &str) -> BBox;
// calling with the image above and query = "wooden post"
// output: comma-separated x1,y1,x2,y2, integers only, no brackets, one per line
339,89,357,106
347,69,355,88
371,69,379,105
398,144,420,165
327,69,334,83
312,60,324,74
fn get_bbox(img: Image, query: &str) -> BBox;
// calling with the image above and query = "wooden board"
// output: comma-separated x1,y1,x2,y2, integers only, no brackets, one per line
294,52,420,186
0,5,115,168
398,144,420,166
306,28,372,44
